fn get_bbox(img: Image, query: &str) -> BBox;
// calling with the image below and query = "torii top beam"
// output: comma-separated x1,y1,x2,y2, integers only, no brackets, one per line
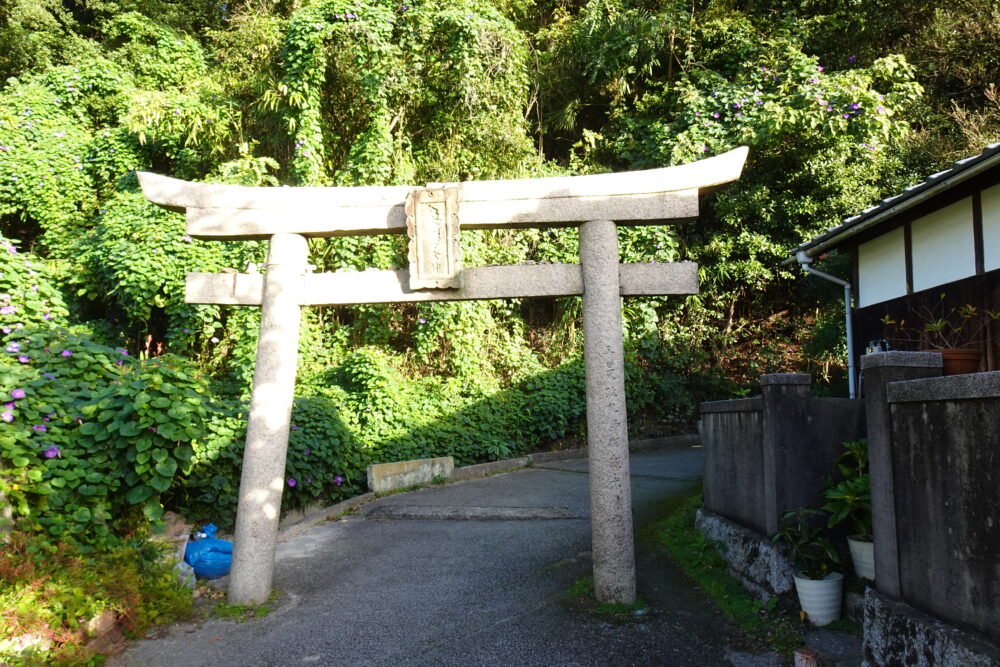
137,147,748,240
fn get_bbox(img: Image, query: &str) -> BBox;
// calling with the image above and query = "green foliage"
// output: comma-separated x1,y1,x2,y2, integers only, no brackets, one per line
0,325,212,546
73,189,263,363
212,590,280,623
822,439,871,540
655,489,804,655
771,508,842,580
176,396,364,527
0,531,192,664
275,0,537,185
0,236,70,331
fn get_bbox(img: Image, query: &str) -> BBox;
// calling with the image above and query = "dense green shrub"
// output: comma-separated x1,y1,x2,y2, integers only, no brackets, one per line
0,324,211,547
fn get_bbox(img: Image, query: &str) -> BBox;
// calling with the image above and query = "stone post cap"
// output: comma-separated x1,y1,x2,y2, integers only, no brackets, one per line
860,351,943,371
759,373,811,386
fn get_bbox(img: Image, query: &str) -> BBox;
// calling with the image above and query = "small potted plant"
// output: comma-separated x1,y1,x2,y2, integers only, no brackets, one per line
822,439,873,580
772,508,843,625
881,295,999,374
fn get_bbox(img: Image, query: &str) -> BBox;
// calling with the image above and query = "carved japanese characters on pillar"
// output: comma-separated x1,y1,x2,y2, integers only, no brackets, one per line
406,186,462,290
137,146,749,608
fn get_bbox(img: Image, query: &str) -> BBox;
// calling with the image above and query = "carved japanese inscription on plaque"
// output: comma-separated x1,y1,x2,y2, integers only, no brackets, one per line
405,186,462,290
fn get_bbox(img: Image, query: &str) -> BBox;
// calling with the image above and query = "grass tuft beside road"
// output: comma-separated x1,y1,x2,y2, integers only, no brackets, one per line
652,488,807,656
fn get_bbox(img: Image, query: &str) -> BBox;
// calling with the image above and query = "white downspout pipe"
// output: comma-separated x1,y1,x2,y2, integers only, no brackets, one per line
795,251,857,399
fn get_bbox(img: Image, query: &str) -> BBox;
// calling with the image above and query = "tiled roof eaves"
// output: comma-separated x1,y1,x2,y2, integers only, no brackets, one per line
790,142,1000,258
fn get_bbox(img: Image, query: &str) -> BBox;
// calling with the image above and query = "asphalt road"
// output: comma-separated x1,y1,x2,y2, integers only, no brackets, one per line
113,446,750,667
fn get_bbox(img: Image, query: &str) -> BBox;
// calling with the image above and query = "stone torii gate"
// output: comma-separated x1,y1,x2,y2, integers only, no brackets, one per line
138,146,748,606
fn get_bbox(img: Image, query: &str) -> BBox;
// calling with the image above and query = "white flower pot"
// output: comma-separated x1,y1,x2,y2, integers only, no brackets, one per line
793,571,843,626
848,536,875,580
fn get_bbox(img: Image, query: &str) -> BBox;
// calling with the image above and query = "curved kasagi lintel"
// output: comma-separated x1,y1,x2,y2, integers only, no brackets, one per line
137,147,748,212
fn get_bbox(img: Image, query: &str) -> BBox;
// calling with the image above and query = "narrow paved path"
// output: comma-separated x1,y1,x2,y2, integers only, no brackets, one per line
114,447,747,666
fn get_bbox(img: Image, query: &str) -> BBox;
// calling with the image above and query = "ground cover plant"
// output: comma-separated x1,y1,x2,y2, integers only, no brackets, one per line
1,0,997,661
653,489,805,656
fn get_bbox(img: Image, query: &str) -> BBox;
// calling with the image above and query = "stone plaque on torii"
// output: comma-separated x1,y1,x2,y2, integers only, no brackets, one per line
138,147,748,606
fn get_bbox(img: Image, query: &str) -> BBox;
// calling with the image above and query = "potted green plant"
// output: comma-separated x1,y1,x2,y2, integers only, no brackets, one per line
881,296,999,374
822,439,873,580
772,508,843,625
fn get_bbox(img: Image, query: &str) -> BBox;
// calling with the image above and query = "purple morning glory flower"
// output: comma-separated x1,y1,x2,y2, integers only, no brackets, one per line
304,448,311,455
43,445,60,458
60,349,72,357
418,317,426,324
11,388,25,399
6,342,20,353
712,112,720,118
43,312,53,320
17,355,29,363
848,56,856,64
182,235,192,242
4,244,15,255
288,478,297,487
1,411,12,423
306,477,313,484
33,424,46,432
0,305,15,315
3,402,13,409
334,476,343,486
210,336,219,344
2,327,10,334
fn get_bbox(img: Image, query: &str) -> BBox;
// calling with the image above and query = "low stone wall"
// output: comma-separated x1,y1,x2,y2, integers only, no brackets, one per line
864,589,1000,666
700,356,1000,661
700,397,765,533
700,374,865,537
695,509,793,600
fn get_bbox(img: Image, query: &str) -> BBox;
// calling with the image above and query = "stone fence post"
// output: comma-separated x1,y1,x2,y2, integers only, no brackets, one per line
760,373,812,536
859,351,941,598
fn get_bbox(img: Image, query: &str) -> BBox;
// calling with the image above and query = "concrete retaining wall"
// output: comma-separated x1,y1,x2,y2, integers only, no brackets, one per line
864,589,1000,666
884,371,1000,645
700,374,866,537
695,508,793,599
700,356,1000,661
700,397,765,533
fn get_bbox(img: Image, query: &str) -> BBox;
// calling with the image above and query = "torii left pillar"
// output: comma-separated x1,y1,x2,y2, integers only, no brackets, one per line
229,233,308,605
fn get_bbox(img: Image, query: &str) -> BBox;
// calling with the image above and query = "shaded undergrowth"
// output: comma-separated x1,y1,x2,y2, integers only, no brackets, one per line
651,487,807,656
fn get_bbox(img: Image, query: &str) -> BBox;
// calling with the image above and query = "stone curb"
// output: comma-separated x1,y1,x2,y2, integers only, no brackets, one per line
276,433,699,542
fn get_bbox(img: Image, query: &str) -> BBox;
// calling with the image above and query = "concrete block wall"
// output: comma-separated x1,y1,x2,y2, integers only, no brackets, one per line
700,374,866,537
700,396,766,533
881,370,1000,645
699,355,1000,662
